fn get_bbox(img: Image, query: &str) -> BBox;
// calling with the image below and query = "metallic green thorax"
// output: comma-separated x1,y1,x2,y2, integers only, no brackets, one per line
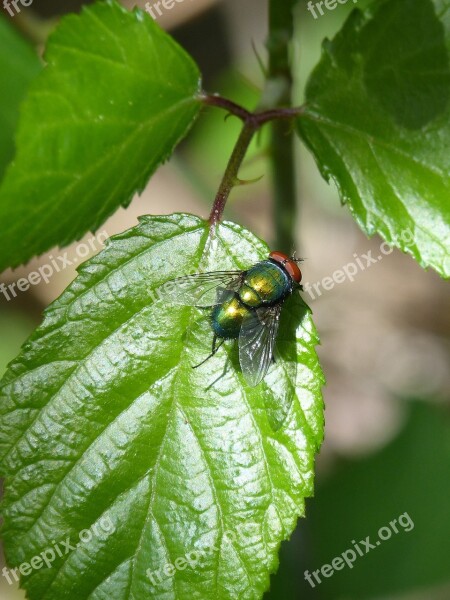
212,260,291,339
239,261,291,306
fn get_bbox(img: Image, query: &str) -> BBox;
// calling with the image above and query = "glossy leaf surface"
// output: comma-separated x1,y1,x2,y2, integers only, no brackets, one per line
298,0,450,277
0,214,324,600
0,1,202,271
0,15,41,181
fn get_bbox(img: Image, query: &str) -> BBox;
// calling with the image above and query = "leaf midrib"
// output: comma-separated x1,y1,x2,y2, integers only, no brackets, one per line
21,225,210,598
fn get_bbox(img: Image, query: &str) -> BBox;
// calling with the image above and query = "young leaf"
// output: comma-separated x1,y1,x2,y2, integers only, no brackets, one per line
297,0,450,278
0,214,324,600
0,0,202,272
0,15,41,181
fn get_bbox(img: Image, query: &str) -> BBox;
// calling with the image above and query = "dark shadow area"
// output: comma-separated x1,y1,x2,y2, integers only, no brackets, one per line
362,0,450,129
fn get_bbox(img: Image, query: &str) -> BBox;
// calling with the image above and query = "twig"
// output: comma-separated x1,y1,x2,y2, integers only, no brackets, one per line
200,93,304,227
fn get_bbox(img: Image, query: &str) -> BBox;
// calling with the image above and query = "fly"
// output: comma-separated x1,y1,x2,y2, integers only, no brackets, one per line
160,251,303,389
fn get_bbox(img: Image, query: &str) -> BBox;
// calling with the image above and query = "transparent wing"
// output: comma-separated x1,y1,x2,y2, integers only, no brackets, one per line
239,304,297,431
238,305,282,387
155,271,244,307
261,349,296,431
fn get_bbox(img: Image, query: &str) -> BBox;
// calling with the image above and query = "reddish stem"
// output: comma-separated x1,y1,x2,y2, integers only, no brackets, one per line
201,93,305,226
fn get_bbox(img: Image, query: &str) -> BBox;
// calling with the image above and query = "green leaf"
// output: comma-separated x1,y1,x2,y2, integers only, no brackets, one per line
0,214,324,600
0,15,41,181
297,0,450,278
0,0,202,273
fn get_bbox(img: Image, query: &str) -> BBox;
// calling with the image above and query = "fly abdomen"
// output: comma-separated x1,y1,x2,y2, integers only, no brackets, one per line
211,295,252,339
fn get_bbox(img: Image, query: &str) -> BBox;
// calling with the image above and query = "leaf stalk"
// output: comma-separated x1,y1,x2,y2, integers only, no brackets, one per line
201,93,304,227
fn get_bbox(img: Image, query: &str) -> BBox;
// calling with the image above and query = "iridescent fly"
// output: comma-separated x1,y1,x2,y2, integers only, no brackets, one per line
162,251,303,399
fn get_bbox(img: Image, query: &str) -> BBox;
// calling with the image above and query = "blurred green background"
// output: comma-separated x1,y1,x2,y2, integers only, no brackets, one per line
0,1,449,599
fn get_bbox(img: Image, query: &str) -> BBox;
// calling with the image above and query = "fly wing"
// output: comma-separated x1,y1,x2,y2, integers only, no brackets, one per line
261,348,296,431
155,271,244,307
239,304,296,431
238,305,282,387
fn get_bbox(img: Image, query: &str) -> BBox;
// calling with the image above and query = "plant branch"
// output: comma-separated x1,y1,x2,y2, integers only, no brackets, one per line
202,93,304,126
266,0,298,252
208,120,257,226
202,93,305,227
202,94,253,122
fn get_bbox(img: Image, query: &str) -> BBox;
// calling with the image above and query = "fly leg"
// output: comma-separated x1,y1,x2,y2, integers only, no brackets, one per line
192,335,225,369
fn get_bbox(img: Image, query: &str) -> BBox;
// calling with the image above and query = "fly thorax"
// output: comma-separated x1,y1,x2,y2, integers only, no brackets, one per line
244,261,290,305
238,284,261,307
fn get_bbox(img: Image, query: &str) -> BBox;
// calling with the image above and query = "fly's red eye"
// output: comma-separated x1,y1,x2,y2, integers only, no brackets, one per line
269,250,289,264
269,251,302,284
284,260,302,284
